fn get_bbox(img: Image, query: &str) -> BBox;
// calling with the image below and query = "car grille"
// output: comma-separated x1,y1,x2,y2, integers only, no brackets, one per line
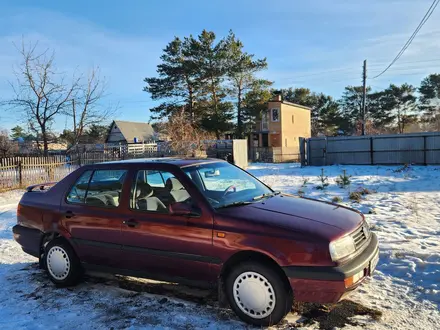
351,223,370,250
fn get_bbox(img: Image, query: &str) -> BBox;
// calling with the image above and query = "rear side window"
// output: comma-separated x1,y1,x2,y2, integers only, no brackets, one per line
66,171,93,204
66,169,127,208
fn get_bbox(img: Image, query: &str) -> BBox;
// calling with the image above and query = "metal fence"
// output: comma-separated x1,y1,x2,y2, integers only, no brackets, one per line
306,132,440,166
249,147,300,163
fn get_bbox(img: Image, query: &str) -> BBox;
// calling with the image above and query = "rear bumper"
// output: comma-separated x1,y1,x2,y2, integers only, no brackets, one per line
282,233,379,303
12,225,43,258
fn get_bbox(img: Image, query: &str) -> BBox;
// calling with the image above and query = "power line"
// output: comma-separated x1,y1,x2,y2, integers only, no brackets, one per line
373,0,440,79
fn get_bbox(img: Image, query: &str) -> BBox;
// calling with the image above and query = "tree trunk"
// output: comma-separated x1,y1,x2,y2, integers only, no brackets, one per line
237,88,242,138
189,86,194,122
42,127,49,156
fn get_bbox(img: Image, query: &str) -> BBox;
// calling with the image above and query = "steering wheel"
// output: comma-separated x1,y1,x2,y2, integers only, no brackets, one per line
222,185,237,197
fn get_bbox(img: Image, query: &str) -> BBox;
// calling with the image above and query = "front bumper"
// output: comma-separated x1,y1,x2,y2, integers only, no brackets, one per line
12,225,43,258
282,233,379,303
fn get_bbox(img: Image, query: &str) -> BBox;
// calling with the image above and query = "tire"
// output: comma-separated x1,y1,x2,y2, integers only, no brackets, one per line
44,238,83,287
225,261,293,326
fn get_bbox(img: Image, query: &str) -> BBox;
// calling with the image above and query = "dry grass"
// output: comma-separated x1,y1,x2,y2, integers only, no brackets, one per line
331,196,343,203
349,191,363,202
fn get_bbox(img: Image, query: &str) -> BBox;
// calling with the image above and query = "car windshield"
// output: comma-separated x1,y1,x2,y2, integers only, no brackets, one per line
182,162,275,209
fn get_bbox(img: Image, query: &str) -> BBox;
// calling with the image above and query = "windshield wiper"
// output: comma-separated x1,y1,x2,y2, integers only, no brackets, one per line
216,201,254,209
253,191,281,201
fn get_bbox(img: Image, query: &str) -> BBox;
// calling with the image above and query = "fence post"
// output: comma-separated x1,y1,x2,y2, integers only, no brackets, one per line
370,137,374,165
18,160,23,187
299,138,306,167
423,135,427,166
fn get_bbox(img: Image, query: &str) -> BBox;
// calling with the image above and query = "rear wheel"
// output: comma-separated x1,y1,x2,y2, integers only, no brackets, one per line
44,238,83,286
225,261,293,326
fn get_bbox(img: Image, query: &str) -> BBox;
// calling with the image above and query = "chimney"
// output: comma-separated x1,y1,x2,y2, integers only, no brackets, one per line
272,91,282,102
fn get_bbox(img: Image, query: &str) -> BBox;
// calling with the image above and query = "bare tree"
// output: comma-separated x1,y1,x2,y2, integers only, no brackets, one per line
66,67,114,147
163,111,214,155
6,41,78,156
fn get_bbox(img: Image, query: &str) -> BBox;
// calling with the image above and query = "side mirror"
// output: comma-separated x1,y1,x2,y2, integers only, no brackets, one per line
169,202,200,217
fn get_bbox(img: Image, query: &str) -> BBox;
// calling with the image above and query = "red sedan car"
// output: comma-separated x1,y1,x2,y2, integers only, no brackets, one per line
13,158,379,326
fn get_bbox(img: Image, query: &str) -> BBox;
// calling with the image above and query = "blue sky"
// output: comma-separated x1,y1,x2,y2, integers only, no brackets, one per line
1,0,440,132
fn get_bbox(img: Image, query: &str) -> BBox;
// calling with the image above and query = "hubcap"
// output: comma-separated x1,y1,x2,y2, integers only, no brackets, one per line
233,271,276,319
46,246,70,281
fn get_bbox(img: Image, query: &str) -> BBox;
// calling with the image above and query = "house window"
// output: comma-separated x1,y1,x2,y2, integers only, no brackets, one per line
292,115,294,124
285,138,287,147
271,108,280,122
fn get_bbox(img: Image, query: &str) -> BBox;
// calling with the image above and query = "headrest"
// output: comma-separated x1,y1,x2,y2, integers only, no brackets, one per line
166,177,184,191
136,182,153,199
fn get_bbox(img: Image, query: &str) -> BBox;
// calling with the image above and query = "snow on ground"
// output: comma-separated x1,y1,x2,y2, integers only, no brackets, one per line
1,164,440,329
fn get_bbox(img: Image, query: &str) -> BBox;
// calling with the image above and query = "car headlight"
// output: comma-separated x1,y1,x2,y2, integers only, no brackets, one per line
329,235,356,261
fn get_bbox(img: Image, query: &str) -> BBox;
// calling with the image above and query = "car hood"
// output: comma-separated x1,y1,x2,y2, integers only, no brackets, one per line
217,194,363,240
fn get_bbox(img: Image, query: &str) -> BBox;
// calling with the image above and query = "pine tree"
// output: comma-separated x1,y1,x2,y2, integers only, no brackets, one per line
225,32,268,138
419,74,440,129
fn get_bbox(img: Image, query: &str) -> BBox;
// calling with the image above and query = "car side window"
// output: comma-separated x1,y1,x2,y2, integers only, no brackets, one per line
66,170,93,204
84,170,127,208
131,170,191,212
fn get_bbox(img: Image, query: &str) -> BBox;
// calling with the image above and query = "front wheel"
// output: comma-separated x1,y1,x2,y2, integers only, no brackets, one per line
225,262,293,326
44,238,83,286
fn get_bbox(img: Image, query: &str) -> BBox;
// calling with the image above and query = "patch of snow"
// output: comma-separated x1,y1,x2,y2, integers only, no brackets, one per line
1,165,440,329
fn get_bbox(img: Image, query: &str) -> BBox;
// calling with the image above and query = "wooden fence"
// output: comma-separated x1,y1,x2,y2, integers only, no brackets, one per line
0,156,80,191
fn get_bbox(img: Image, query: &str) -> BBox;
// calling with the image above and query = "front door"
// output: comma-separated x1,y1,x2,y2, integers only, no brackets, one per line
119,167,216,284
262,133,269,147
60,168,128,268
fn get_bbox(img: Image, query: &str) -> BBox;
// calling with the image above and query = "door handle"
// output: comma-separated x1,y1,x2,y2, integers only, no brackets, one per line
65,211,74,218
123,219,140,228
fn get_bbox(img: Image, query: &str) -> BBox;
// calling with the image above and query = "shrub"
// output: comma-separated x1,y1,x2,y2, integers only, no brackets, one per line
358,187,374,195
332,196,343,203
349,191,362,202
315,168,329,190
393,164,410,173
336,170,352,188
301,176,309,187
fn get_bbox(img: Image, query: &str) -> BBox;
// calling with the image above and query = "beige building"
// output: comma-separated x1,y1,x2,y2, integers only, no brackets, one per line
250,95,311,162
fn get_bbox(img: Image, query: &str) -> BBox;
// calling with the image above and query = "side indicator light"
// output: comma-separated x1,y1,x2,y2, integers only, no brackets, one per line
217,232,226,238
344,269,365,288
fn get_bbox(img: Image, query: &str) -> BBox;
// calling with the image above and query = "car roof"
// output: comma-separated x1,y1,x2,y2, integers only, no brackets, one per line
98,157,225,168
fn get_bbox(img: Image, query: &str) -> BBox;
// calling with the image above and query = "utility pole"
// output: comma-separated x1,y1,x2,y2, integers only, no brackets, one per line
361,59,367,135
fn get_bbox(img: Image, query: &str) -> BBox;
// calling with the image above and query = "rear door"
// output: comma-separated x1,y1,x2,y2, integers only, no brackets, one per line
119,165,217,284
60,168,128,268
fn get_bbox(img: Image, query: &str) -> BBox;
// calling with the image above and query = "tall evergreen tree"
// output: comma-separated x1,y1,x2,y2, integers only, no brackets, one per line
339,86,373,133
419,74,440,129
144,37,199,120
225,32,268,138
10,126,25,140
241,80,273,134
186,30,234,138
380,84,417,134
